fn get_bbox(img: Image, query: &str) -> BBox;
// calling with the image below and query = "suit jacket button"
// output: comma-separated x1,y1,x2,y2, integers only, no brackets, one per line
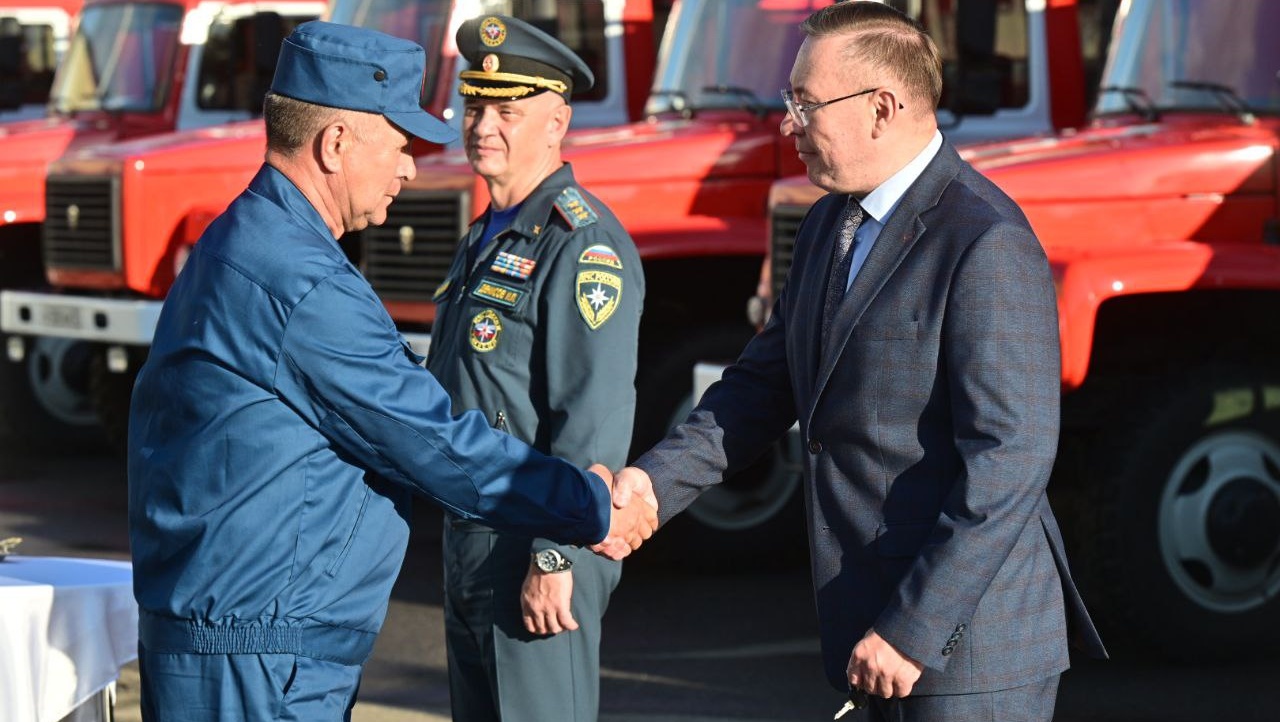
941,647,952,656
808,439,823,454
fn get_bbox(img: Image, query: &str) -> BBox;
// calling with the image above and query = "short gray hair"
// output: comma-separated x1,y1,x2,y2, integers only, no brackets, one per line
263,92,360,153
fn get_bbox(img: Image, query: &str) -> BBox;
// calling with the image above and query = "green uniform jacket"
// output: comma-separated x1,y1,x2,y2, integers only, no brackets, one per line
427,162,644,559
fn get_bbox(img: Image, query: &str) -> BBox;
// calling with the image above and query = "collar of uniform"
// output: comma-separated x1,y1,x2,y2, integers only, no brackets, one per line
252,163,345,248
484,162,580,240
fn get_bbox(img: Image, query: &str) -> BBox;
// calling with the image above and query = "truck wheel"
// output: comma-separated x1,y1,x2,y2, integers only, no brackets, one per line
630,325,807,570
0,335,101,452
88,348,141,457
1085,368,1280,661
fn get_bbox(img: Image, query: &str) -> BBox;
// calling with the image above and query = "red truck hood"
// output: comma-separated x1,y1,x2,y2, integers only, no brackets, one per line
413,110,784,188
0,116,123,223
409,109,792,253
51,119,268,174
968,115,1278,253
561,112,781,181
969,115,1276,204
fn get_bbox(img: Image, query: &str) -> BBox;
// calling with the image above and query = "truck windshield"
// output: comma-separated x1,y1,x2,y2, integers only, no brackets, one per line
195,7,317,112
48,2,183,114
647,0,825,115
1096,0,1280,116
329,0,450,105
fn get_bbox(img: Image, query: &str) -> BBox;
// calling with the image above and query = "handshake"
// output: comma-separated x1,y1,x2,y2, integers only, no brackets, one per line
585,465,659,561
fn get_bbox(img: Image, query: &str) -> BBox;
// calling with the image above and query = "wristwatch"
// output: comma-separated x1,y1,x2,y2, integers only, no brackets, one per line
532,548,573,573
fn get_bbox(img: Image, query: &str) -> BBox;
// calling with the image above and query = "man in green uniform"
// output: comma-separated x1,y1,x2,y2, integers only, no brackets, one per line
426,15,644,722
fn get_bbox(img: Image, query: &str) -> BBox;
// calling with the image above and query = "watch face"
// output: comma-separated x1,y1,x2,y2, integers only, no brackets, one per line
535,550,560,572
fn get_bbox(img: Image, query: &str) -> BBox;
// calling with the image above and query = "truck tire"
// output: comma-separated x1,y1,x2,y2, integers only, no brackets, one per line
0,335,102,453
88,349,139,458
630,325,807,570
1083,367,1280,661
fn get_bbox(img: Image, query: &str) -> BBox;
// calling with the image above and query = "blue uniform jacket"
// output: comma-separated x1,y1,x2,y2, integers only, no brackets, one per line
128,165,611,665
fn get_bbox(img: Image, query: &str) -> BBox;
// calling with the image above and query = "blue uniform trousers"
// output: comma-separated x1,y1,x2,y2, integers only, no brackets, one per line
139,644,362,721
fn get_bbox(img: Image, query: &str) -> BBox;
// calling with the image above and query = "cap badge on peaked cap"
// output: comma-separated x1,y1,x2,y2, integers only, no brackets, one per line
456,14,591,101
480,17,507,47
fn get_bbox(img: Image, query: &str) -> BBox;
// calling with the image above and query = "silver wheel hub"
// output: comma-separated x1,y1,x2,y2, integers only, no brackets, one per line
1158,430,1280,613
24,337,96,426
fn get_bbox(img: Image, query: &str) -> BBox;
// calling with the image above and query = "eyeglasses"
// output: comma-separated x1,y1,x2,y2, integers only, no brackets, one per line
781,87,902,127
781,87,876,127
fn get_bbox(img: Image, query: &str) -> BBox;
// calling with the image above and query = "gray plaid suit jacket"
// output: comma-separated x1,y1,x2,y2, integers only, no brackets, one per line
635,140,1107,694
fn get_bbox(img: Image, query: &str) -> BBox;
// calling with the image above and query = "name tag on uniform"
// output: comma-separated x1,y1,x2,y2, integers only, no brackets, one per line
471,279,524,308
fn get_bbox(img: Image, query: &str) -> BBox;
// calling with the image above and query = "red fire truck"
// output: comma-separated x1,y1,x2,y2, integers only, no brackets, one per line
0,0,322,446
0,0,667,448
0,0,81,122
756,0,1280,660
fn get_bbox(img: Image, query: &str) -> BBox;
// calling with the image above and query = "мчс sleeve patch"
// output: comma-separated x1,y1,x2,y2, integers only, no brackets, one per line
576,269,622,330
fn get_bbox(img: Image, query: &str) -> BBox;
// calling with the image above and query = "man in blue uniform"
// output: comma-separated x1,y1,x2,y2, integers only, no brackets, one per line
127,21,654,721
426,15,645,722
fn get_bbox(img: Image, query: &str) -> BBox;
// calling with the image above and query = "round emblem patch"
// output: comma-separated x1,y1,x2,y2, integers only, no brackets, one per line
470,309,502,352
481,53,500,73
479,16,506,47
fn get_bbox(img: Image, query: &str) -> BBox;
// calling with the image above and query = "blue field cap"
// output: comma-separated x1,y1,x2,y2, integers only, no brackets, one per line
270,21,457,144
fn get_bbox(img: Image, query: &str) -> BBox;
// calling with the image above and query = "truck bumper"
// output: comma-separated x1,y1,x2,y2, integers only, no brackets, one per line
0,291,436,367
1,291,162,345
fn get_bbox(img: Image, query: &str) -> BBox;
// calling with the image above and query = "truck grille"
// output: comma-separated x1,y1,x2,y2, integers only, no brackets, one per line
770,204,805,302
43,175,121,271
363,190,469,302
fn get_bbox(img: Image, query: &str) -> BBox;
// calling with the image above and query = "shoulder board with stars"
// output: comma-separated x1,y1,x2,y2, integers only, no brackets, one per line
554,187,599,230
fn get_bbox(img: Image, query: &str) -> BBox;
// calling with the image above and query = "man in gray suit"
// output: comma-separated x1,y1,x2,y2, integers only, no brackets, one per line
613,3,1106,719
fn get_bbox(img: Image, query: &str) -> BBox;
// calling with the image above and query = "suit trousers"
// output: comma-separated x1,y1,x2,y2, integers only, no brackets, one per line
443,518,621,722
138,644,362,721
856,674,1060,722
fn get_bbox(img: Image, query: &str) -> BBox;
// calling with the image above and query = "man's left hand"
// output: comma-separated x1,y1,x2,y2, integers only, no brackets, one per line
522,565,577,635
847,629,924,699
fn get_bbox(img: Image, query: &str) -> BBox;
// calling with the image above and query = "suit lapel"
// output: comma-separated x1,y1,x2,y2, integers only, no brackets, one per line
810,142,965,412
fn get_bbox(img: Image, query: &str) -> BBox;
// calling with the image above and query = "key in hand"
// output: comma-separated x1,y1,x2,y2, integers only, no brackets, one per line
833,688,869,719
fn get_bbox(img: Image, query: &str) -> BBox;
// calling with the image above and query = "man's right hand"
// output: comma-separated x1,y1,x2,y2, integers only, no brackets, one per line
588,465,658,560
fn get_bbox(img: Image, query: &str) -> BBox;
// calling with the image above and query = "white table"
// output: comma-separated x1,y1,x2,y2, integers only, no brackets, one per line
0,556,137,722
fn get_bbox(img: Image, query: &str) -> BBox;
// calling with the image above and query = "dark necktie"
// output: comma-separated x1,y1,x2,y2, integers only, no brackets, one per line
821,197,865,340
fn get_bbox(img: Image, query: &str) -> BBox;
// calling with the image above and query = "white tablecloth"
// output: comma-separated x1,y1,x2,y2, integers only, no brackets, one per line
0,557,137,722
